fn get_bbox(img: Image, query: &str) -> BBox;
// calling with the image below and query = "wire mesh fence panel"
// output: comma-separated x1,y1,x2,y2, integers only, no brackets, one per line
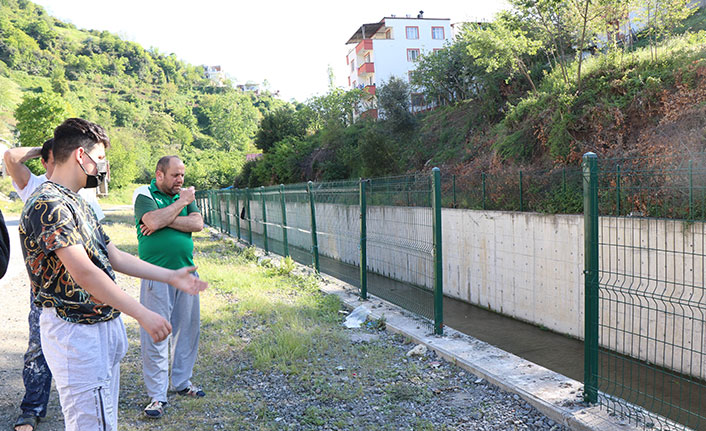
585,153,706,430
196,172,442,332
447,167,584,213
261,186,286,257
282,184,313,268
310,180,361,288
366,174,436,324
240,189,255,247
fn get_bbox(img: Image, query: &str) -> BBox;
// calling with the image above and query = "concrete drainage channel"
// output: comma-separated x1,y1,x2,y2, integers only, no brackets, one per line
216,229,644,431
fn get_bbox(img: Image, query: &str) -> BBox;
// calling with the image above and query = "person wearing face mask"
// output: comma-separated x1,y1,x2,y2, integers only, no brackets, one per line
131,156,205,419
4,138,105,220
5,137,105,431
19,118,208,431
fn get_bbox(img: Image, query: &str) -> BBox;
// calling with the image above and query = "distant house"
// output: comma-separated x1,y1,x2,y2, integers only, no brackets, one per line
203,65,226,86
236,82,261,95
345,11,452,118
246,153,263,163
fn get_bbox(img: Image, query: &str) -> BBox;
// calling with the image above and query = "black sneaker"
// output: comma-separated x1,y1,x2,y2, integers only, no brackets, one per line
177,384,205,397
144,400,167,418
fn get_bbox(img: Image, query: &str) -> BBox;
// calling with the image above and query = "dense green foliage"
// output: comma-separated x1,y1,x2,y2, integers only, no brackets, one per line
4,0,706,202
0,0,286,189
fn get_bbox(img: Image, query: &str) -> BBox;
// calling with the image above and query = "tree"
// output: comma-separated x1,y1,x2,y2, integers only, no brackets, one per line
635,0,698,61
198,92,260,153
307,87,365,129
106,128,140,189
254,106,309,153
377,77,415,132
14,91,73,148
510,0,574,85
464,13,543,93
412,40,485,104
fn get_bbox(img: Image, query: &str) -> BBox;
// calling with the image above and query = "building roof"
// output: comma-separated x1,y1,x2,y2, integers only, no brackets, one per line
346,17,451,45
346,22,386,45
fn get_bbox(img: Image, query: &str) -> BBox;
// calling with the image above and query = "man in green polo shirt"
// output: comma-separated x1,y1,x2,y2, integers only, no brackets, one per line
132,155,205,419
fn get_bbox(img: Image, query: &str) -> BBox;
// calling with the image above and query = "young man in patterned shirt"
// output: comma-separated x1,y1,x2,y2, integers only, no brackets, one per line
19,118,207,431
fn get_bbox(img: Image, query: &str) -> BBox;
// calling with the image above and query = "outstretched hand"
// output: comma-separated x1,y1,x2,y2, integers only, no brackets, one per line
138,309,172,343
169,266,208,295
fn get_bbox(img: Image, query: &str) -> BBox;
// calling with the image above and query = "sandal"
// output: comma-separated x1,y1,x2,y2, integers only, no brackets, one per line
177,383,205,398
143,400,167,418
13,414,39,431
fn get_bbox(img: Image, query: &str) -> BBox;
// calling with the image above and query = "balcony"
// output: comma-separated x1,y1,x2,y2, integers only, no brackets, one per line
358,62,374,76
360,108,378,120
364,84,376,96
356,38,373,55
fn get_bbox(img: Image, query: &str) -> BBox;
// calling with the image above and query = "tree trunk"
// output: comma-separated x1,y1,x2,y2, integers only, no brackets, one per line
576,0,591,93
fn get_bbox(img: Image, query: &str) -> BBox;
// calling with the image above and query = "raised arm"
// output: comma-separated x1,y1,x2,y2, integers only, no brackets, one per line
55,244,173,342
106,242,207,295
3,146,41,190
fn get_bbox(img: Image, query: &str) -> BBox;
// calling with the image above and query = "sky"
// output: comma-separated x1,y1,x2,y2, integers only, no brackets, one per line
34,0,509,102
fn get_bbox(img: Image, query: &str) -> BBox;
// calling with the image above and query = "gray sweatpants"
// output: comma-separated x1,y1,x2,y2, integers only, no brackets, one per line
40,308,128,431
140,277,201,402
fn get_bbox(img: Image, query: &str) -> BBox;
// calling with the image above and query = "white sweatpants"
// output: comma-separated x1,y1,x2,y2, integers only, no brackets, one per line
40,308,128,431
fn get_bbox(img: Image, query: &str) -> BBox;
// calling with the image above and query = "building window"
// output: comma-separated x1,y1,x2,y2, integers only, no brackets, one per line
364,53,371,63
433,48,442,55
407,48,420,62
385,29,392,39
353,80,357,87
348,76,351,87
351,60,355,72
411,93,425,107
406,26,419,39
432,26,445,40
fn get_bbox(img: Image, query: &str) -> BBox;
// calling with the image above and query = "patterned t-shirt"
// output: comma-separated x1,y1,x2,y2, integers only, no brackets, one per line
19,181,120,324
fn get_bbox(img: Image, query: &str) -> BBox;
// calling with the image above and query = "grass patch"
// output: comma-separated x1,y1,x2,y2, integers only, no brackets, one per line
99,182,146,206
97,212,476,430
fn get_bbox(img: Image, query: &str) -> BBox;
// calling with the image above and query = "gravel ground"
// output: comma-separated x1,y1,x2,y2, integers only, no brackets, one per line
1,214,572,430
216,324,572,431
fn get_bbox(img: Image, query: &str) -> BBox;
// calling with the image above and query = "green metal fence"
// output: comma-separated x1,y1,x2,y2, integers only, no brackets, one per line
583,152,706,430
195,169,444,334
445,166,584,213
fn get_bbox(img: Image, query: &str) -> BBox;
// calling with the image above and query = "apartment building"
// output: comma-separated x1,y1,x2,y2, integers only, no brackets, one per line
345,12,452,118
203,65,226,86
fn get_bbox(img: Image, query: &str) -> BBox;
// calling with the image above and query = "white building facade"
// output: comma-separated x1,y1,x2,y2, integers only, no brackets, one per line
345,14,452,118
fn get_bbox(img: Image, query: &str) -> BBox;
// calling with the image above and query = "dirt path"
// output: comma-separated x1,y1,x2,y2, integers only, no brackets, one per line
0,210,139,430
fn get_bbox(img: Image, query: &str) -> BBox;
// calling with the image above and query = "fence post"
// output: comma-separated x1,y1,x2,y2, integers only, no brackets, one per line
235,189,241,240
280,184,289,257
563,168,567,194
225,190,231,235
216,191,221,232
616,164,621,216
359,179,368,300
246,188,253,245
689,160,693,219
206,191,212,226
260,187,269,254
432,167,444,335
519,170,524,212
307,181,320,272
582,152,599,404
482,172,486,210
